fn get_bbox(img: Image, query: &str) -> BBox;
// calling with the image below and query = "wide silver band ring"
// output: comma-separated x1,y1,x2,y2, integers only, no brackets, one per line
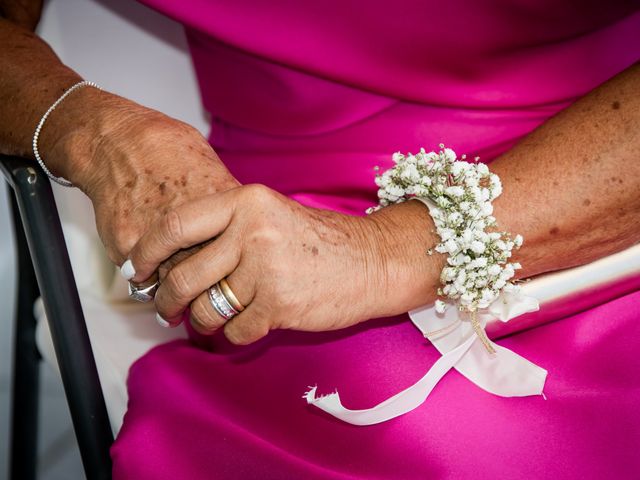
128,281,159,303
208,282,239,321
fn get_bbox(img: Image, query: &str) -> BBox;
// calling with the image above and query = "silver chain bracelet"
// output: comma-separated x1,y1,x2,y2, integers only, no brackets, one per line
32,80,102,187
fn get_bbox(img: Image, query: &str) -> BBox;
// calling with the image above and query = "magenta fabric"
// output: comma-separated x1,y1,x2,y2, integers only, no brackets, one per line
114,1,640,477
113,291,640,479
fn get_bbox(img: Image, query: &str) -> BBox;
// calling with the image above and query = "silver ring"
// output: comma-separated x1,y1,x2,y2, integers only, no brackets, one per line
128,281,159,303
208,282,238,321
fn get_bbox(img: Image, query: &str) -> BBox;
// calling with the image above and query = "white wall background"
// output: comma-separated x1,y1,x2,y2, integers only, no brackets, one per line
0,0,208,477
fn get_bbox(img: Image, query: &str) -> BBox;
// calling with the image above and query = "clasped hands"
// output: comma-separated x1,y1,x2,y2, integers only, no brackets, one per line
124,184,401,345
59,96,435,346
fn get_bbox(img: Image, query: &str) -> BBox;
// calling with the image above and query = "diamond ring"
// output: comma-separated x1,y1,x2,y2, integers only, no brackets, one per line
128,281,159,303
208,282,240,321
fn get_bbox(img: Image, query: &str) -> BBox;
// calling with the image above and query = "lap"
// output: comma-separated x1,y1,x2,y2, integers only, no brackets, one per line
112,290,640,480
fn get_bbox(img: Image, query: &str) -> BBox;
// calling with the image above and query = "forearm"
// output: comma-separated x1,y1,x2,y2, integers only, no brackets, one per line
0,16,156,187
0,16,82,158
368,62,640,318
492,62,640,277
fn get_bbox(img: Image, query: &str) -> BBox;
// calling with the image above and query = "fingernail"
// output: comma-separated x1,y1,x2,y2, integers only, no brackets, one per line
120,259,136,280
156,313,171,328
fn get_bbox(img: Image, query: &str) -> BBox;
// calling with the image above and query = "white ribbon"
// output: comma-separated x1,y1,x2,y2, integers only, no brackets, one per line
303,326,477,426
305,293,547,425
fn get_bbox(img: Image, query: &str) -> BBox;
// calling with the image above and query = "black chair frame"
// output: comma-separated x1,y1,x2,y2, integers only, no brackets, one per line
1,155,113,479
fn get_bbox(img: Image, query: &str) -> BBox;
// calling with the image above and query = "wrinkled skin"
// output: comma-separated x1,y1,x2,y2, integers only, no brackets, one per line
126,184,430,345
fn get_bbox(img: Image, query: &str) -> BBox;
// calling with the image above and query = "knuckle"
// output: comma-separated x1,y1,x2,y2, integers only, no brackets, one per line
162,209,184,245
158,249,195,281
106,245,124,266
157,260,172,283
254,322,270,341
133,240,154,267
177,121,201,138
114,231,138,259
225,327,247,346
243,183,272,201
164,266,194,301
250,223,283,248
190,299,224,334
226,318,269,346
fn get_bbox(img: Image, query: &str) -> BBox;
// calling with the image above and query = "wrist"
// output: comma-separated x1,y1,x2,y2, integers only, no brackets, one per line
357,201,444,320
36,86,145,192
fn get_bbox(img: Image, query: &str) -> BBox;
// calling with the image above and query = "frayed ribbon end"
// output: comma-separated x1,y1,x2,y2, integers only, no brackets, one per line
302,385,318,404
303,385,341,407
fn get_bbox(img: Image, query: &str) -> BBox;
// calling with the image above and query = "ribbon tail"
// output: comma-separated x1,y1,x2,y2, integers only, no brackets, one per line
304,333,477,425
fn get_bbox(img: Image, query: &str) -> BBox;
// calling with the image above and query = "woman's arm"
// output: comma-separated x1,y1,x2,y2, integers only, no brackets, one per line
369,62,640,317
0,6,239,264
0,11,86,162
492,62,640,275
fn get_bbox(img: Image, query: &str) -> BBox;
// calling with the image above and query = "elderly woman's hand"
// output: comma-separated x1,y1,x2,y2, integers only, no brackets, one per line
43,89,240,267
126,184,440,344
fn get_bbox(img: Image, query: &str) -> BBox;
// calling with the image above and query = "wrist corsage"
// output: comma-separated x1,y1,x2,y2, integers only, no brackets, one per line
369,145,523,352
304,146,546,426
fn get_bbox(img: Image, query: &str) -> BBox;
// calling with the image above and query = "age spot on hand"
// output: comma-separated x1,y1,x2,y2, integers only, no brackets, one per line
611,101,620,110
549,226,560,235
159,182,167,195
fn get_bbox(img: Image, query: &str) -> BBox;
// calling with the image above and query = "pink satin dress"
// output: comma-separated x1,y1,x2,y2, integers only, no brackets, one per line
112,1,640,478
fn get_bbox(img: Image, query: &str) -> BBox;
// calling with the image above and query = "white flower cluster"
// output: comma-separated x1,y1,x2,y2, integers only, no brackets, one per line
368,146,523,312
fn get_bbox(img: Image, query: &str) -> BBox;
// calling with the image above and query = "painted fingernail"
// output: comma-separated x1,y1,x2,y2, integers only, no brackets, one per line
120,259,136,280
156,313,171,328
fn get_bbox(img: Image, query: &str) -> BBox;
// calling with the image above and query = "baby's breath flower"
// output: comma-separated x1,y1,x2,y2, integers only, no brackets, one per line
444,239,458,254
470,240,486,254
439,228,456,241
436,196,450,209
445,186,465,197
514,234,523,248
474,230,489,242
451,161,469,177
465,177,479,189
401,163,420,182
487,264,501,276
386,185,405,197
442,148,457,163
447,211,462,226
460,292,474,304
481,203,494,215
